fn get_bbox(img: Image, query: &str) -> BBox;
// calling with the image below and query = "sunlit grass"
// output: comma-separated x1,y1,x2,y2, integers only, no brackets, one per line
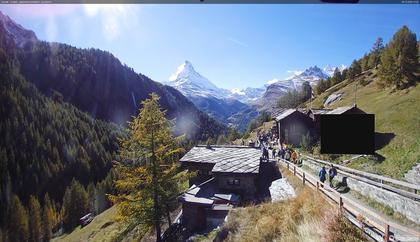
217,166,366,242
309,71,420,179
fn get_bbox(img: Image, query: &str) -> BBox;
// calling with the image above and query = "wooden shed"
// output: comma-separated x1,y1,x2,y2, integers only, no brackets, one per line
275,109,314,146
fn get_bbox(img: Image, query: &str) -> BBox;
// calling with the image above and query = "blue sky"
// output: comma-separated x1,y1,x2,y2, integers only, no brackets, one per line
0,4,419,89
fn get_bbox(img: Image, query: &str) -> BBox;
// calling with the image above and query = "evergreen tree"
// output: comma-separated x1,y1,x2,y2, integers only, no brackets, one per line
29,196,42,242
8,195,29,242
378,26,419,89
62,179,89,230
87,183,97,213
217,135,228,145
346,60,361,81
300,81,312,101
42,194,53,242
109,93,188,242
368,37,384,69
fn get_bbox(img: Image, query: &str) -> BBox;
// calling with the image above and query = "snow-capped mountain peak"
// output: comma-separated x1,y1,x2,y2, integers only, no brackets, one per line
167,60,223,98
166,61,265,103
323,64,347,77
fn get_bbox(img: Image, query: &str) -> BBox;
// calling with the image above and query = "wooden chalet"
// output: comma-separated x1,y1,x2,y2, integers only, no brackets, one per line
179,145,265,233
325,105,366,115
275,109,314,146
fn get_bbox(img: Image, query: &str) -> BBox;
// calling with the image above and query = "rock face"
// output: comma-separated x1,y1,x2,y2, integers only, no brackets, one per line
324,93,343,107
269,178,296,201
405,163,420,185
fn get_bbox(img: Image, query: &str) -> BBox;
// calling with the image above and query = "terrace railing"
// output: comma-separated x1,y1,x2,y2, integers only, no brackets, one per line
302,155,420,201
279,158,420,242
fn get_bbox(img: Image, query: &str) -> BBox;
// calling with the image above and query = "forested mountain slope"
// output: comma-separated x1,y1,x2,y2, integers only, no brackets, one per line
0,29,121,234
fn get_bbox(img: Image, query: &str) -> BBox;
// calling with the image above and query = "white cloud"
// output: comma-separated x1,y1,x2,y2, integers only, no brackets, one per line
83,4,140,42
228,37,248,48
267,78,280,85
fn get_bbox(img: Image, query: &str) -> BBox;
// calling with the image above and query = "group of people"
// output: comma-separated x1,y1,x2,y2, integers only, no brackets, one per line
318,164,338,188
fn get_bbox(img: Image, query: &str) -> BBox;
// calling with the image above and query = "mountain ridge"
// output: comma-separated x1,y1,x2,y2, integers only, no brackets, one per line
0,11,226,141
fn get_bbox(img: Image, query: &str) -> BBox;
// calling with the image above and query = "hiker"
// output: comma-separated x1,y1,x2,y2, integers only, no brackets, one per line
291,150,298,163
263,147,269,160
328,164,337,188
277,148,284,159
319,166,326,186
272,148,276,159
285,150,291,161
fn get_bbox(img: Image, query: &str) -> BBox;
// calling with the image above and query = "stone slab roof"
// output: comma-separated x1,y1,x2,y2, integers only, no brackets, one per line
180,145,262,174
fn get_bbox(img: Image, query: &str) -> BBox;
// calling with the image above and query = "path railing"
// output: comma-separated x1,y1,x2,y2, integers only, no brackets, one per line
279,158,420,242
303,155,420,201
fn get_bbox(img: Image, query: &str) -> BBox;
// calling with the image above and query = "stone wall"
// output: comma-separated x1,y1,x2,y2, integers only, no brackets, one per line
302,159,420,224
214,173,257,201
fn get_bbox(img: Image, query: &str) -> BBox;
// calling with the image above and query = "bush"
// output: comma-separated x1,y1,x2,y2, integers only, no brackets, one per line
324,210,366,242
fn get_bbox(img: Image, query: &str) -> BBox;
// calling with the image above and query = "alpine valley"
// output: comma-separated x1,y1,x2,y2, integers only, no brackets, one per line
165,61,345,130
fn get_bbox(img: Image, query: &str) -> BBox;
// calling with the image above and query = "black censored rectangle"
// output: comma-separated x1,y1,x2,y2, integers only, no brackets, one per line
320,114,374,154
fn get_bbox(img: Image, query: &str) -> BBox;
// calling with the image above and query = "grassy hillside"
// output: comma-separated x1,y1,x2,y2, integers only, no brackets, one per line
52,206,126,242
52,206,147,242
309,69,420,179
211,166,366,242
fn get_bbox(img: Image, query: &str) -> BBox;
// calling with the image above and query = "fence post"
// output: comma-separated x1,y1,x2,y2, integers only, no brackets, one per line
316,181,319,191
339,196,343,210
293,166,296,176
303,172,305,185
383,224,390,242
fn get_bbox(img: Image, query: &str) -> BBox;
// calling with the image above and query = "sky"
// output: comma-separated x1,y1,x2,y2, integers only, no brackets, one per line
0,4,419,90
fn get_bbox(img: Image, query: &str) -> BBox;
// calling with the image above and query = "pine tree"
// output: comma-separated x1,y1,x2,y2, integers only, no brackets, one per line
109,93,188,242
87,183,97,213
378,26,419,89
62,179,89,230
368,37,384,69
42,194,53,242
8,195,29,242
28,196,42,242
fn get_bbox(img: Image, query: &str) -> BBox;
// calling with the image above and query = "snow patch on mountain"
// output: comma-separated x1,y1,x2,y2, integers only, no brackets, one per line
166,61,264,103
166,61,227,98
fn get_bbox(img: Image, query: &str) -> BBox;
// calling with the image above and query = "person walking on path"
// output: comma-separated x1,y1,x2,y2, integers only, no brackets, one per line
328,164,337,188
272,148,276,159
319,166,326,187
262,147,269,160
291,150,298,163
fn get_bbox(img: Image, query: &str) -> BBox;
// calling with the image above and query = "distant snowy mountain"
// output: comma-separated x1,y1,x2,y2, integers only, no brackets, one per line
166,61,229,98
323,64,347,77
228,87,265,103
258,65,345,111
166,61,264,103
165,61,260,131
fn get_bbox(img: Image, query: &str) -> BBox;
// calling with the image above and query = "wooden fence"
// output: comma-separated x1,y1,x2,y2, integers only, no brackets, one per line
303,155,420,201
280,158,420,242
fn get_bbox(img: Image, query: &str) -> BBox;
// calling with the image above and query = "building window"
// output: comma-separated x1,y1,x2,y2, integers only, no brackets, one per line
227,178,240,186
198,170,211,175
